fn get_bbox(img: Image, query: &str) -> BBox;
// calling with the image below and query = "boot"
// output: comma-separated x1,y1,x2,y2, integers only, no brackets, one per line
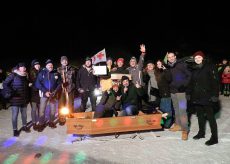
182,131,188,140
33,123,39,131
193,133,205,140
205,137,218,146
169,124,182,132
22,126,31,133
49,122,57,129
13,130,20,137
37,124,45,132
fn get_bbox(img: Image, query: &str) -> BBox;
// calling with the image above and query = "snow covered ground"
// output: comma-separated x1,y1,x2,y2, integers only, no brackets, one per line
0,96,230,164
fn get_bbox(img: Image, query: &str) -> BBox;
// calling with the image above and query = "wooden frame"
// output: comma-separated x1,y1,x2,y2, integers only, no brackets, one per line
66,112,162,135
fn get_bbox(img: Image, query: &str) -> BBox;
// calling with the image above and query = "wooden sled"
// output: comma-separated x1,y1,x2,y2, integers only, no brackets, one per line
66,111,162,135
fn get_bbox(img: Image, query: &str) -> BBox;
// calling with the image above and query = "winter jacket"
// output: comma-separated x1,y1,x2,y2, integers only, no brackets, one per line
154,68,172,98
76,65,98,92
57,65,77,93
167,59,191,93
127,55,145,86
121,84,144,107
3,71,29,106
99,89,121,110
29,68,40,103
190,61,219,105
35,68,62,98
222,73,230,84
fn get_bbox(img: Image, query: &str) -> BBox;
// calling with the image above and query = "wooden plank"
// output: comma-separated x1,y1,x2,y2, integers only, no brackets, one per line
111,74,132,80
66,113,162,135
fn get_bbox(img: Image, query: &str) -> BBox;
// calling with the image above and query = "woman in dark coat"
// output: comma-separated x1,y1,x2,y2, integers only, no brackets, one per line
29,59,41,130
3,63,30,136
190,51,219,146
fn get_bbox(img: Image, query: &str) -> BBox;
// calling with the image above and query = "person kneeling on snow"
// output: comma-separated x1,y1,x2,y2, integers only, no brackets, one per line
94,84,121,118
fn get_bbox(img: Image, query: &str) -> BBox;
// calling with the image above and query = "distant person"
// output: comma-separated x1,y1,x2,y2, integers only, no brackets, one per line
189,51,219,146
218,58,228,95
3,62,31,137
221,65,230,97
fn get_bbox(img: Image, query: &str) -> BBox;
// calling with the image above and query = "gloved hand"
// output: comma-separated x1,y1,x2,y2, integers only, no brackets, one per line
210,96,219,102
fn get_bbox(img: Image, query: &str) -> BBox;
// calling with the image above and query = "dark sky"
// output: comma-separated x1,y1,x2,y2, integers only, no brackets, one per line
1,1,230,69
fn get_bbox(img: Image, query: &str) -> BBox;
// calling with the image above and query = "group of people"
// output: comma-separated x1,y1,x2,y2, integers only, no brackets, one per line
0,44,229,146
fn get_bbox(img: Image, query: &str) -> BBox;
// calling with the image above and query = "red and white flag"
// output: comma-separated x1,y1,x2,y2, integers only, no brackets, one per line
91,48,106,65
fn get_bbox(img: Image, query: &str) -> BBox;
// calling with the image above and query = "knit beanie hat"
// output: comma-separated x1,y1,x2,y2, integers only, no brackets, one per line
193,51,205,58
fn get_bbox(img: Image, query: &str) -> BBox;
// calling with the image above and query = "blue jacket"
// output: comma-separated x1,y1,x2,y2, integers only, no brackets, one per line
35,68,61,97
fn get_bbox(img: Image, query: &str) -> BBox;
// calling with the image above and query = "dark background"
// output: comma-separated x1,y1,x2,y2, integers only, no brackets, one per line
1,1,230,70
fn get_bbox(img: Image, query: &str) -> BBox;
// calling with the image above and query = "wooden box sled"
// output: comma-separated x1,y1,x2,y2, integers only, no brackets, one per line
66,112,162,135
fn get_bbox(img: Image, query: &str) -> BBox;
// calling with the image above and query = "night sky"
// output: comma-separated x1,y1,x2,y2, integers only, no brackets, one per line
1,1,230,69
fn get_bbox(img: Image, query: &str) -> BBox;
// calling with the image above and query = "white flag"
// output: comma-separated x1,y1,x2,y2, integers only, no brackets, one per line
91,48,106,65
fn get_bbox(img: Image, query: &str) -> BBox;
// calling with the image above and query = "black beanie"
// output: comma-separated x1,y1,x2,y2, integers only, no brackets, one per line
121,75,129,82
45,59,53,65
17,62,26,68
31,59,40,67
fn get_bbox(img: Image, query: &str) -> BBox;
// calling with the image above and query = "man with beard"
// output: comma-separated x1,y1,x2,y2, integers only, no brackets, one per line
35,59,61,131
76,57,98,112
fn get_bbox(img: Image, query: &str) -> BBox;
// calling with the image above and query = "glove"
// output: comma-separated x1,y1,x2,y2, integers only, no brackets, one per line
210,96,219,102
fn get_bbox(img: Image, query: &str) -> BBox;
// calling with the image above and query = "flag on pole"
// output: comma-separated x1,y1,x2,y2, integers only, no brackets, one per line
91,48,106,65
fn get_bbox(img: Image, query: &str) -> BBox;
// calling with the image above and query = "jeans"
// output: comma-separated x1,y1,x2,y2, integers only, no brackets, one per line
11,105,27,130
39,97,57,125
31,102,39,124
160,97,173,128
121,104,138,116
171,93,189,131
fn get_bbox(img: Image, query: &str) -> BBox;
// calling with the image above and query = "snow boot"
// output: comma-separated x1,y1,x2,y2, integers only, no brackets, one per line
13,130,19,137
22,126,31,133
169,124,182,132
193,133,205,140
182,131,188,140
205,137,218,146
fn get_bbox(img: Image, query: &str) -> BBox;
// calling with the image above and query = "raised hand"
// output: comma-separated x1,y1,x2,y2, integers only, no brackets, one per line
135,81,141,88
140,44,146,53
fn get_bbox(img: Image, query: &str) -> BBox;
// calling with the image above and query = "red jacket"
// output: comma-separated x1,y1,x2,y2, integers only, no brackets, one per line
222,73,230,84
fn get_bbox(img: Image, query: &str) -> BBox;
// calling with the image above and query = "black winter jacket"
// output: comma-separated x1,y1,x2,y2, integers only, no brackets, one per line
3,71,29,106
190,61,219,105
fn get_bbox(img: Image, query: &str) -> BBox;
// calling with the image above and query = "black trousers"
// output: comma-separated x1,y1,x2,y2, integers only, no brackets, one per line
78,91,96,112
195,105,218,139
